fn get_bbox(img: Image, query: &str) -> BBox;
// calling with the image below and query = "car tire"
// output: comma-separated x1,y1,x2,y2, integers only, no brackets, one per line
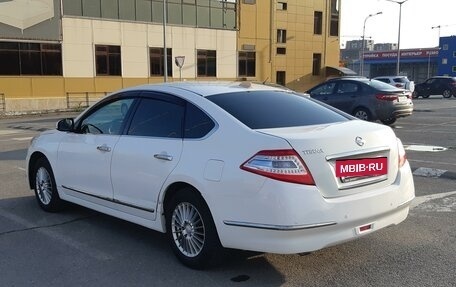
412,91,419,98
353,108,372,121
165,187,223,269
33,157,64,212
421,94,430,98
380,118,396,126
442,89,452,98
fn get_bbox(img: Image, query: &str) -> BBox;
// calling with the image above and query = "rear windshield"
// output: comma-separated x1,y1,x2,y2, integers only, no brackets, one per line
207,91,349,129
364,79,401,91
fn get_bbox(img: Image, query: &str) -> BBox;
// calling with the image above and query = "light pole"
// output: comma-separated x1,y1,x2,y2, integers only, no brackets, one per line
385,0,410,75
360,12,382,76
163,0,168,82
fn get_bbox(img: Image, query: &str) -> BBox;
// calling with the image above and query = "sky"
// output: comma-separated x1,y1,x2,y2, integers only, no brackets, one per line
340,0,456,49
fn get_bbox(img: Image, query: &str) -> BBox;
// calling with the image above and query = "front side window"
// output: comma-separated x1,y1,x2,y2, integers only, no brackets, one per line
80,98,134,135
0,42,62,76
95,45,121,76
310,82,336,96
197,50,216,77
128,98,184,138
238,51,256,77
150,48,172,76
337,82,358,93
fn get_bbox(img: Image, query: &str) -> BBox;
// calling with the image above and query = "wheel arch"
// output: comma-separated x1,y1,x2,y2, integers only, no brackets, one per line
28,151,48,189
352,105,374,120
159,181,208,231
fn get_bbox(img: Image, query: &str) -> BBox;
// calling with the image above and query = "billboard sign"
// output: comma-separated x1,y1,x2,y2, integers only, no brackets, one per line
0,0,61,41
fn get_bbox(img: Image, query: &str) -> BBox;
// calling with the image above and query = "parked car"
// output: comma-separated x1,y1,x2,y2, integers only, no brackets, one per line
27,82,414,269
307,77,413,125
413,76,456,98
373,76,415,93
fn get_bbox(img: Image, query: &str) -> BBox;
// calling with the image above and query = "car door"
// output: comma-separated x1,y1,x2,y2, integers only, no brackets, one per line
330,81,361,113
56,97,135,200
110,93,185,214
309,82,336,104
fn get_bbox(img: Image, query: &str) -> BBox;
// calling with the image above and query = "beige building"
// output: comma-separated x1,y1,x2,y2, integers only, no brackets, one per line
0,0,340,113
238,0,341,91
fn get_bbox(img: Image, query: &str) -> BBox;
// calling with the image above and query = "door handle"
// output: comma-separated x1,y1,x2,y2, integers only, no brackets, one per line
96,144,111,152
154,154,173,161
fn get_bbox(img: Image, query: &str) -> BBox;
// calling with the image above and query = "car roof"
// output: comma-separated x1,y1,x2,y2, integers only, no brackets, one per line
119,81,288,97
373,76,408,79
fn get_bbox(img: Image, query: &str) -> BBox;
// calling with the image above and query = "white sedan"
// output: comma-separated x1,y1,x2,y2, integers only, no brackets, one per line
26,82,415,269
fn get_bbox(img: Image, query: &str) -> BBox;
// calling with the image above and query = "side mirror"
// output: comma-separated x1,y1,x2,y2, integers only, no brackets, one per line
56,118,74,132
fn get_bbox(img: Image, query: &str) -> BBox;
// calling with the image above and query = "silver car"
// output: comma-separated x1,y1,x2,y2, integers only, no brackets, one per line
373,76,415,93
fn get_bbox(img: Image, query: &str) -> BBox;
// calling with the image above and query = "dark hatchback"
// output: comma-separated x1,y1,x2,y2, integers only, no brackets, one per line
413,76,456,98
306,77,413,125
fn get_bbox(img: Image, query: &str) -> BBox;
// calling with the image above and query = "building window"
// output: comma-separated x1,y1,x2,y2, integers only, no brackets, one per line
314,11,322,35
63,0,237,30
0,42,62,76
277,2,287,10
276,71,286,86
150,48,172,76
452,66,456,73
95,45,121,76
238,51,256,77
442,58,448,64
197,50,216,77
276,47,286,55
453,51,456,57
312,53,322,76
443,44,448,50
277,29,287,44
329,0,339,36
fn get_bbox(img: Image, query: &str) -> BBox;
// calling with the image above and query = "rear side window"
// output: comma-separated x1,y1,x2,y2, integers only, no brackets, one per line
207,91,348,129
184,103,215,139
127,98,184,138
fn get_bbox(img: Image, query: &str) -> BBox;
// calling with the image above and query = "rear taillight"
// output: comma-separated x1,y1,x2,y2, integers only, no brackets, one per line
376,94,399,101
397,138,407,168
241,149,315,185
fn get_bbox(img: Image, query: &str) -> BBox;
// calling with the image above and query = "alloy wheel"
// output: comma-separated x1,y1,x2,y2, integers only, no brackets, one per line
35,167,53,205
171,202,205,257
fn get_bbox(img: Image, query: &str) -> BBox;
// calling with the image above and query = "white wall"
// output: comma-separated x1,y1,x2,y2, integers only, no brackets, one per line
62,18,237,79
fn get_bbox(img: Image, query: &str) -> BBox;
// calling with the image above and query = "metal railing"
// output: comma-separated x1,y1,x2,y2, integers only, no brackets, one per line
0,93,5,112
66,92,109,109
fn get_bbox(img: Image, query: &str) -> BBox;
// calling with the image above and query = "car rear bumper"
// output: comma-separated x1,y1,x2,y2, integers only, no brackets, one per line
214,162,415,254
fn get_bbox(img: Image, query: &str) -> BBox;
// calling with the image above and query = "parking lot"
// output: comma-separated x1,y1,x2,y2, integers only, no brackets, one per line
1,97,455,287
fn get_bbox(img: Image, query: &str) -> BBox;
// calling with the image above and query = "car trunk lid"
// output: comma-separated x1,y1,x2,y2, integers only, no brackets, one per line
258,120,400,198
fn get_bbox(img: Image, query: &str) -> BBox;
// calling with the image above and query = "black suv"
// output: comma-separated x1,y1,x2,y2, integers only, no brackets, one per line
413,76,456,98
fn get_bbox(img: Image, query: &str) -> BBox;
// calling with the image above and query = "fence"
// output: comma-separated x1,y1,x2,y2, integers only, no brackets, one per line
0,93,5,112
66,92,109,109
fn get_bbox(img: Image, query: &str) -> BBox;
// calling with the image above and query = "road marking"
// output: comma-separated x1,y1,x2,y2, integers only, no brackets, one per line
411,190,456,210
413,167,447,178
16,167,26,172
405,145,448,152
409,159,456,167
11,137,33,141
0,130,21,135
